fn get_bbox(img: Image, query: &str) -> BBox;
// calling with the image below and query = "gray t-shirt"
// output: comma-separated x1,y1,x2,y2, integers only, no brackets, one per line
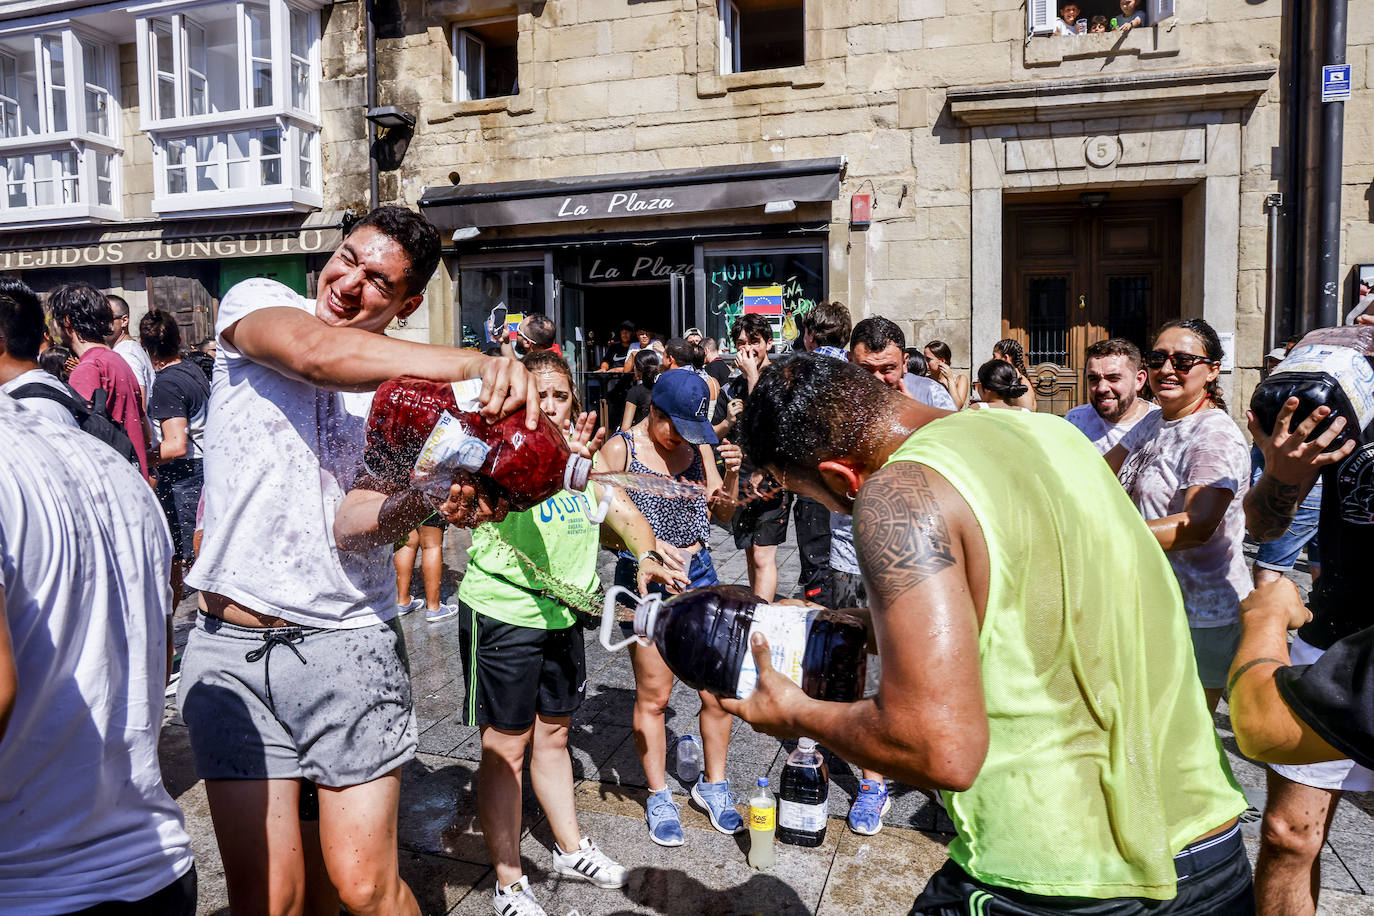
1116,408,1251,626
1065,402,1160,455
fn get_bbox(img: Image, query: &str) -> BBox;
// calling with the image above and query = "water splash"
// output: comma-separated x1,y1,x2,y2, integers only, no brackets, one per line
484,533,603,616
591,471,707,500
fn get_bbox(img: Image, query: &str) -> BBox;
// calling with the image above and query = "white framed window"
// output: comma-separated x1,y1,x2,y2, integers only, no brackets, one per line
450,18,518,103
139,0,322,216
0,28,120,224
717,0,803,74
719,0,740,74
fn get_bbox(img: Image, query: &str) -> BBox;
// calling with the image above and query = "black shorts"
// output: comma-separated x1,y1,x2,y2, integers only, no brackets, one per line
458,602,586,731
732,489,793,549
823,569,868,611
909,824,1253,915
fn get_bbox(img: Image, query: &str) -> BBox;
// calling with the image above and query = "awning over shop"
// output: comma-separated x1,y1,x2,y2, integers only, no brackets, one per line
418,159,845,232
0,209,346,271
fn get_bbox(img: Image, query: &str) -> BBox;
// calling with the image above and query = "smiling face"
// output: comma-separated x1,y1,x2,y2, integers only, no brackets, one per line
1148,327,1219,419
1118,0,1139,14
1061,3,1080,21
1085,354,1145,422
734,331,770,367
851,341,906,391
315,226,422,332
922,347,945,372
535,368,575,429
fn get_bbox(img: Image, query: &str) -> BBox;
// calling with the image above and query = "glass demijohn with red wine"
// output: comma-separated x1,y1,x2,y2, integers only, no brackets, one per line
363,377,601,517
601,584,869,702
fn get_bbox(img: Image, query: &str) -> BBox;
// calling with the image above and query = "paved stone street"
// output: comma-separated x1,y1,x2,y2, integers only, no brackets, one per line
163,526,1374,915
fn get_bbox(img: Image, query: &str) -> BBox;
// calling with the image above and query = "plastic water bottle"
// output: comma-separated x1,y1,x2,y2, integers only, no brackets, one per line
600,585,868,701
777,738,829,847
675,734,703,783
747,777,776,870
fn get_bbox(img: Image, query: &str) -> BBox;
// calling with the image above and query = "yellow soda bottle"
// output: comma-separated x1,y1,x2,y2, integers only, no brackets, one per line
748,776,776,869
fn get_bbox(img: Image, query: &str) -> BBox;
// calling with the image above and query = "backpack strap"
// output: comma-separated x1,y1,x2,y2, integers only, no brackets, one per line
8,382,88,419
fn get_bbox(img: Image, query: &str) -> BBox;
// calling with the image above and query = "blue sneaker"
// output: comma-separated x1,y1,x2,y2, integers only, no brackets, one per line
645,788,685,847
691,777,744,834
848,778,891,835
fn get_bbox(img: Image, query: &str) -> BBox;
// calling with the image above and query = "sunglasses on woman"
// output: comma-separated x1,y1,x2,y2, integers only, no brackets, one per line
1143,350,1217,372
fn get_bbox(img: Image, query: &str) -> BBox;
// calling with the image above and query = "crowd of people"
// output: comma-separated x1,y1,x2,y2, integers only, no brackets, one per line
1,203,1371,916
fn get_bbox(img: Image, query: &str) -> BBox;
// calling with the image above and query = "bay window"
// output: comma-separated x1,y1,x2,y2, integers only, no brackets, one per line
139,0,320,215
0,28,120,224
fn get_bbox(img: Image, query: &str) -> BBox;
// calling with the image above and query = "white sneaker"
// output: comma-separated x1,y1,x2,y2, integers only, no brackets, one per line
492,876,547,916
426,602,459,623
552,837,629,889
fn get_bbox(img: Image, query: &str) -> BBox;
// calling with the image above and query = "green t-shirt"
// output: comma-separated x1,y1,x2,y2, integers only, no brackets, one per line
457,487,601,629
883,409,1245,900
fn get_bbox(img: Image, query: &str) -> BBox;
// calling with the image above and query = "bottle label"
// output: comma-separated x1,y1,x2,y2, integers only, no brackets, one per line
778,799,827,832
1274,344,1374,430
749,803,775,831
735,605,816,699
414,410,491,478
449,378,485,412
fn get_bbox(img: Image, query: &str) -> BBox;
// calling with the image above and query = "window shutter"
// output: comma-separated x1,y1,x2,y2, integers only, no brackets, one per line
1028,0,1054,35
1149,0,1175,22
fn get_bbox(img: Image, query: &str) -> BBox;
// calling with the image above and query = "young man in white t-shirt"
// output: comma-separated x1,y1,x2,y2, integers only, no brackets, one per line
182,206,538,916
0,394,197,915
1064,338,1160,455
108,292,156,407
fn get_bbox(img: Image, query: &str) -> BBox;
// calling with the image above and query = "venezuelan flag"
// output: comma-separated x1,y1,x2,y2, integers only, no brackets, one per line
742,285,784,315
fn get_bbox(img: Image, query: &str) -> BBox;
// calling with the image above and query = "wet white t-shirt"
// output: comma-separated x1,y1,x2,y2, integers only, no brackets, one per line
1065,402,1160,455
186,278,390,629
1116,408,1251,627
115,337,156,407
0,396,194,913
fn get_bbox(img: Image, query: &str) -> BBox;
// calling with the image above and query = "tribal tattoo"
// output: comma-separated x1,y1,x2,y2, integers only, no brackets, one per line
1245,473,1311,542
854,462,957,599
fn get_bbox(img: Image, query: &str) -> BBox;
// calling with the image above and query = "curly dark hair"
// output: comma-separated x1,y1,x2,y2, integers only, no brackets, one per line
346,206,441,299
47,282,113,344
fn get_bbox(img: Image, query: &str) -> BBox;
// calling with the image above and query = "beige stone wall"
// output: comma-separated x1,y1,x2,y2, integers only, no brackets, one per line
1341,16,1374,316
344,0,1294,383
118,41,155,222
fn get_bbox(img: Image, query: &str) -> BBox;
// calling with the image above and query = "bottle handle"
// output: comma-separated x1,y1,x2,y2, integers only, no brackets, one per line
600,586,650,651
582,484,613,524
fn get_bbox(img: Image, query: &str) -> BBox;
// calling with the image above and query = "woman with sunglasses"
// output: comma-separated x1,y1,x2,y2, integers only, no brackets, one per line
1106,319,1251,713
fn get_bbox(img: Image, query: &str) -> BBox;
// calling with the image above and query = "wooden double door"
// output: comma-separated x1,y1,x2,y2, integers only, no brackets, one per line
1002,199,1181,414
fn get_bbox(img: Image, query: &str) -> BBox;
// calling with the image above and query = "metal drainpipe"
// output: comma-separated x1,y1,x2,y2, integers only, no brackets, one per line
1265,193,1283,353
365,0,378,211
1316,0,1348,327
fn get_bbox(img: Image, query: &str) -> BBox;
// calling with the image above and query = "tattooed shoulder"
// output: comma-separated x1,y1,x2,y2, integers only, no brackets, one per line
854,461,958,598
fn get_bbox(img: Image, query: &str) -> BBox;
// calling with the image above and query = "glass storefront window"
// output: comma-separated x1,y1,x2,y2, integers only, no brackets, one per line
702,245,824,351
457,261,545,350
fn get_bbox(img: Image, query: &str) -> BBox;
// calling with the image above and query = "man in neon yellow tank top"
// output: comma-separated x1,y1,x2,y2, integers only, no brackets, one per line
724,355,1252,915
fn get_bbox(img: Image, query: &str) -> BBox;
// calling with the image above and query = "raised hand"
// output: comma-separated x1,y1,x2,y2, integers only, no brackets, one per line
567,410,607,459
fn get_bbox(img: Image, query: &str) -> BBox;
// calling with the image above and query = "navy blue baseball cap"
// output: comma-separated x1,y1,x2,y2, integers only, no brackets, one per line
650,369,718,445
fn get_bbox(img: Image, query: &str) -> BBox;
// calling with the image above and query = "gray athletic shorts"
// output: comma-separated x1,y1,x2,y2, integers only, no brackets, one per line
179,613,417,786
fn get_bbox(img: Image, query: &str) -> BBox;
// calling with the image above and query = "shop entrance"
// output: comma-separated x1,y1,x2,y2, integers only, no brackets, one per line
1002,196,1181,414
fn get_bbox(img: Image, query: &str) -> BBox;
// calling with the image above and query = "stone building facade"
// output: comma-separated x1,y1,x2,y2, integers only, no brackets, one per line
320,0,1367,417
1,0,1370,416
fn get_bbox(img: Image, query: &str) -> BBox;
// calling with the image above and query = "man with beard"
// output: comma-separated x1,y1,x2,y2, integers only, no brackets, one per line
1065,338,1159,455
